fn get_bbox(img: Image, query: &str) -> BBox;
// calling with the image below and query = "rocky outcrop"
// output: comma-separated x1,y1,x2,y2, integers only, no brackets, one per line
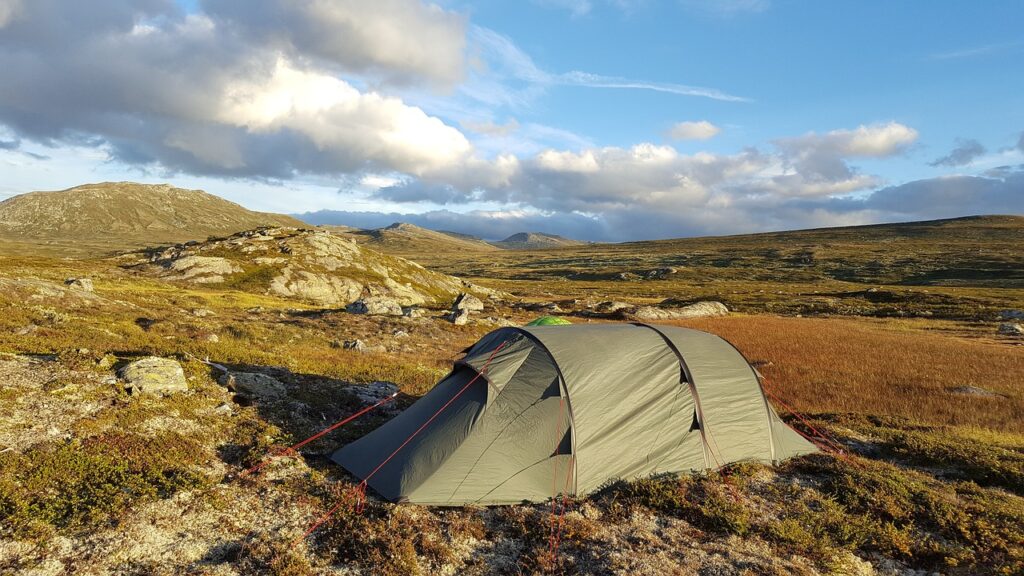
453,293,484,312
347,296,404,316
162,256,242,283
138,227,494,307
64,277,94,291
998,323,1024,337
222,372,287,401
120,357,188,396
621,301,729,321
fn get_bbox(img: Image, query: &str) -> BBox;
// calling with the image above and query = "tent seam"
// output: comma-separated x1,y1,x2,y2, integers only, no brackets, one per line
634,323,712,470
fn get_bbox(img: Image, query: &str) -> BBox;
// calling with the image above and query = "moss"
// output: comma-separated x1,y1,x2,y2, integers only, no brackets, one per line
222,265,283,292
0,433,211,537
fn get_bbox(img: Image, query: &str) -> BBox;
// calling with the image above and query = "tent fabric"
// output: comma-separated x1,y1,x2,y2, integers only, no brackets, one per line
332,323,817,505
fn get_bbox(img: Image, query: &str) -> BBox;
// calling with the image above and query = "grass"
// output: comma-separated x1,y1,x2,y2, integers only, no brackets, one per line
0,218,1022,574
668,315,1024,432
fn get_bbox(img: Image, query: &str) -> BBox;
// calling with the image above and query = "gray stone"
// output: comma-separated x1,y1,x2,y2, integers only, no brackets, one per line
346,296,404,316
449,308,471,325
351,381,400,405
120,357,188,396
402,306,424,318
343,339,366,351
999,310,1024,321
64,277,94,292
225,372,287,400
624,301,729,321
453,292,484,312
998,322,1024,336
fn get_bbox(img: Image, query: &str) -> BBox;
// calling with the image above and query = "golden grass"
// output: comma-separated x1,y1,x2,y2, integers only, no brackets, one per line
667,315,1024,433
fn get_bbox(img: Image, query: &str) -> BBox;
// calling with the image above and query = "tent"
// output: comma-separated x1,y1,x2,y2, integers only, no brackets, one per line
332,323,817,506
525,315,572,326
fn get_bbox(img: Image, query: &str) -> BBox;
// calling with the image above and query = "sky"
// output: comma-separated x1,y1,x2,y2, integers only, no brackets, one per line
0,0,1022,241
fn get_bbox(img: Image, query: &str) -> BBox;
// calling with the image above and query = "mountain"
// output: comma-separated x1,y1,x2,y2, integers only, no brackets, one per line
345,222,499,256
492,232,587,250
0,182,304,256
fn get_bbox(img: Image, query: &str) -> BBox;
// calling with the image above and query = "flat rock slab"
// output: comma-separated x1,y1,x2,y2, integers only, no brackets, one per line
120,357,188,396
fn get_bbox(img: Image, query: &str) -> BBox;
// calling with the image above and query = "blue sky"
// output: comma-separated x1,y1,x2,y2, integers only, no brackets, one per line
1,0,1022,240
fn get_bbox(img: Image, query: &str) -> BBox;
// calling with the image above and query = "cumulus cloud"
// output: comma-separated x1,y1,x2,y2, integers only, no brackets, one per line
203,0,467,88
0,0,23,28
668,121,721,140
0,0,497,182
929,138,986,167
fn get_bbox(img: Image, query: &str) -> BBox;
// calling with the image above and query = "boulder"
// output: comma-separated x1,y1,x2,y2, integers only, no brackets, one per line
346,296,404,316
449,308,471,325
223,372,287,400
999,310,1024,321
64,277,94,292
120,357,188,396
623,301,729,321
644,267,678,280
594,301,632,314
402,306,424,318
164,256,242,282
453,292,485,312
998,323,1024,337
343,339,366,351
351,381,400,405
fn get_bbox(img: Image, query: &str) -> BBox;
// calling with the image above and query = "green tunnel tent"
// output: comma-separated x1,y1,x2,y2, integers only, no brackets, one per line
332,323,817,506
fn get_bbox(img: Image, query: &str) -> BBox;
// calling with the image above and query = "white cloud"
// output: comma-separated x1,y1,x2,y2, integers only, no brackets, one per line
205,0,467,88
775,122,918,158
668,120,721,140
0,0,23,28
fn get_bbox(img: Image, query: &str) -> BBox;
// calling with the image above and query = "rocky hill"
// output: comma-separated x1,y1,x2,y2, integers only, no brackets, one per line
0,182,304,256
346,222,499,255
131,227,492,307
492,231,587,250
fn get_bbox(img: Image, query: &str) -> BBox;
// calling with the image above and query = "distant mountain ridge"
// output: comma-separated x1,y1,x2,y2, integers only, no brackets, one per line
492,231,587,250
0,182,303,255
345,222,499,255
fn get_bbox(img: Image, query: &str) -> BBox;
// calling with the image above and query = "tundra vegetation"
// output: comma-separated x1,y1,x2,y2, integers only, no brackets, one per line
0,213,1021,575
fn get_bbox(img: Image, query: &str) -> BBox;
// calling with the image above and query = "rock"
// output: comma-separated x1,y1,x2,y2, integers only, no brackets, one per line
96,353,117,370
202,333,220,343
270,269,363,306
623,301,729,321
163,256,242,282
120,357,188,396
449,308,471,325
224,372,287,400
949,385,1006,398
351,381,400,405
453,292,485,312
343,339,366,351
999,310,1024,321
346,296,404,316
191,308,215,317
64,277,94,291
644,267,677,280
615,272,640,281
392,330,409,339
402,306,424,318
998,323,1024,336
213,402,234,415
15,324,39,335
595,301,632,313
